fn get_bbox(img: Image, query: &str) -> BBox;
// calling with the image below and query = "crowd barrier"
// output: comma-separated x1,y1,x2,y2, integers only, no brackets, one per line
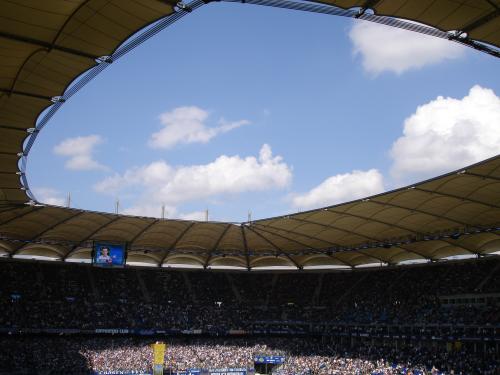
93,368,252,375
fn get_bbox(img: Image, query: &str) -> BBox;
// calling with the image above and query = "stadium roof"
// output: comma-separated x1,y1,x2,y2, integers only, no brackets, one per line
0,0,499,269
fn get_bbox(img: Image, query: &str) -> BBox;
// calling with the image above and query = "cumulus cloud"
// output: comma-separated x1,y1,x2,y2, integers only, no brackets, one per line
53,135,107,171
390,85,500,182
291,169,384,210
121,204,207,221
95,144,292,219
33,187,66,206
121,203,177,218
178,211,208,221
349,20,465,75
290,85,499,211
149,106,249,149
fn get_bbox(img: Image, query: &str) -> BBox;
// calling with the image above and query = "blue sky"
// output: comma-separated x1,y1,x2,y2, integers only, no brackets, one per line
27,2,500,222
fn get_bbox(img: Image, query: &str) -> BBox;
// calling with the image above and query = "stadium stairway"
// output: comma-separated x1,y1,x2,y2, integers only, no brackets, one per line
136,270,152,303
86,267,99,299
476,261,500,292
385,268,408,295
225,274,242,303
182,273,197,302
312,273,324,306
265,275,279,307
334,272,370,307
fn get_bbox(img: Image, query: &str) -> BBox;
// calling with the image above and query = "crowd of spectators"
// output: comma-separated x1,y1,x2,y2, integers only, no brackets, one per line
1,258,499,331
0,337,498,374
0,257,499,374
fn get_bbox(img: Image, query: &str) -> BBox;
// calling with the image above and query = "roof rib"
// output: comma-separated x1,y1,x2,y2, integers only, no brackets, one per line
12,211,85,256
129,219,159,246
63,215,121,260
0,88,52,101
245,225,302,269
0,31,98,60
289,216,432,261
414,187,500,209
160,222,196,265
204,224,232,268
241,226,251,270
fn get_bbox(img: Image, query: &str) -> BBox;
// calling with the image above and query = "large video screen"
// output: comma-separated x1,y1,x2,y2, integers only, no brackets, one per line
92,242,126,267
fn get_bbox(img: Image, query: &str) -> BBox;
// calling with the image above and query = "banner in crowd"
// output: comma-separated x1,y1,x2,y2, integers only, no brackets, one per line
174,370,201,375
208,368,247,375
93,372,151,375
254,355,285,364
92,369,250,375
152,342,166,375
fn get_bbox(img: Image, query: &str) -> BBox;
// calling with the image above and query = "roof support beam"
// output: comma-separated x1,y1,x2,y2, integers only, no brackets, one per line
464,171,500,182
128,219,159,246
0,125,28,132
12,211,85,256
290,216,375,243
9,48,48,97
0,206,42,226
204,224,232,268
0,87,52,101
0,151,19,156
63,215,121,260
253,223,368,268
368,199,469,227
241,226,251,270
253,222,342,247
329,208,481,257
245,225,302,269
330,208,416,234
435,238,479,255
361,0,382,8
461,8,500,34
160,222,196,265
30,211,84,240
0,205,25,215
0,31,98,60
356,249,387,264
289,216,432,262
361,0,380,10
249,224,317,251
414,187,500,209
356,0,382,17
325,254,354,268
50,0,93,48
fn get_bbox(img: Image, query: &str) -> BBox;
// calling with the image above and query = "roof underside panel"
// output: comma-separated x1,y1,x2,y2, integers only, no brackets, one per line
1,156,497,268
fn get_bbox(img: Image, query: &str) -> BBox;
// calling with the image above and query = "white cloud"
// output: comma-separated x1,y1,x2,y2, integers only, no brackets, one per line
53,135,107,171
349,20,465,75
95,144,292,219
149,106,249,149
390,85,500,182
178,211,208,221
33,187,66,206
290,85,499,212
121,205,207,221
122,204,177,218
291,169,384,210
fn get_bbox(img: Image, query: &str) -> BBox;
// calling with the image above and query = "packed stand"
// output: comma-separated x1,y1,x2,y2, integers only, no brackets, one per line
0,258,499,331
0,337,498,374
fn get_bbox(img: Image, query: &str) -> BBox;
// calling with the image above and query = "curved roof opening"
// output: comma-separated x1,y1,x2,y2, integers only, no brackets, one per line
0,0,498,270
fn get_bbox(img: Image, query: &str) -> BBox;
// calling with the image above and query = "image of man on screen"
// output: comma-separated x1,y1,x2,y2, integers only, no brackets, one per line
96,246,113,264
